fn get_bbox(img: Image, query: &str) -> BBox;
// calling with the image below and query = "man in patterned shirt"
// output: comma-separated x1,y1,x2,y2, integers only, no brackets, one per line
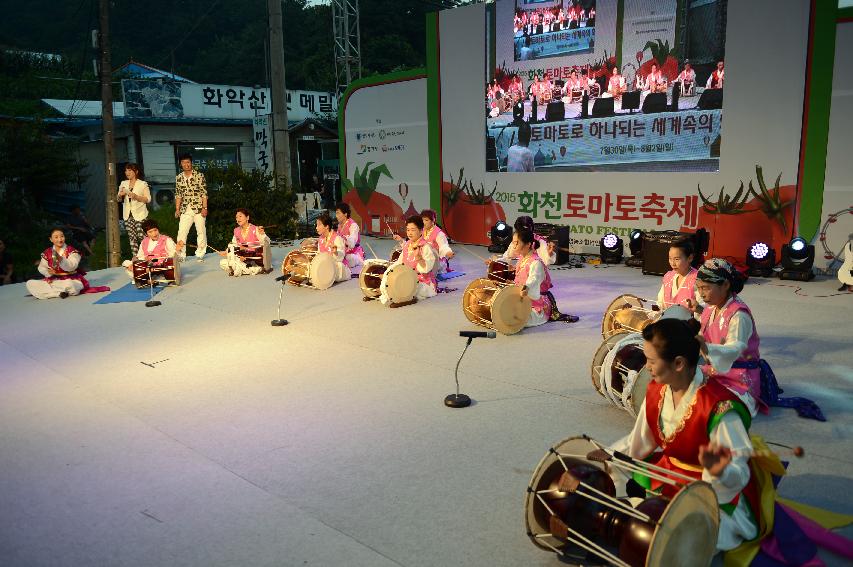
175,153,208,262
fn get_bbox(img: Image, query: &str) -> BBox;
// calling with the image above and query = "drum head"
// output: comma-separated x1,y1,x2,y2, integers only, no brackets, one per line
491,284,532,335
660,305,692,321
602,294,653,339
300,237,318,251
462,278,499,328
646,482,719,567
359,259,389,298
309,253,336,290
590,331,632,397
386,264,418,303
525,436,608,553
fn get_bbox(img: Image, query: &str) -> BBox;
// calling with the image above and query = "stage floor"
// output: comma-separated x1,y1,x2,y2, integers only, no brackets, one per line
1,238,851,566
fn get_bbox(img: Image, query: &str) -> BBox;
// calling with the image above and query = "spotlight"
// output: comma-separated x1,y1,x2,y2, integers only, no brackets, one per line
746,241,775,277
488,220,513,253
625,229,644,267
780,237,815,281
599,232,624,264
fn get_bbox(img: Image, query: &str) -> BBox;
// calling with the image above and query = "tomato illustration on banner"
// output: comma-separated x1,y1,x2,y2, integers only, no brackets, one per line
441,168,505,245
341,162,405,234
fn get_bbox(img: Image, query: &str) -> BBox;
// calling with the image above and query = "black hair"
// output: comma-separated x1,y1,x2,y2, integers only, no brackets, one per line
178,153,193,163
670,237,694,259
336,203,351,217
517,121,532,146
235,208,251,219
516,228,540,250
642,318,702,367
316,212,333,228
141,219,159,233
406,215,424,230
514,215,534,232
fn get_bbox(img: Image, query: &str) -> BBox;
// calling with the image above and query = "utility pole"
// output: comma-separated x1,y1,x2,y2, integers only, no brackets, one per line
98,0,120,267
268,0,291,189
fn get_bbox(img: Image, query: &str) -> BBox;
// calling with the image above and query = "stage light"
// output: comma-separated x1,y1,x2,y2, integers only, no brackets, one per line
624,229,644,267
746,241,775,277
599,233,623,264
780,237,815,281
488,220,513,253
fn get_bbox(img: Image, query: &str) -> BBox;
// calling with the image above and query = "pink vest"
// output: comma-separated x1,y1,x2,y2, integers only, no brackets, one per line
700,297,762,406
234,224,260,246
141,236,171,265
42,246,87,285
318,231,338,254
661,268,698,309
514,254,552,318
401,237,436,289
424,225,450,270
339,218,364,258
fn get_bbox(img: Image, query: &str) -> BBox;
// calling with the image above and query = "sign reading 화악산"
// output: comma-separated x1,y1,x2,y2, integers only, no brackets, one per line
122,80,337,121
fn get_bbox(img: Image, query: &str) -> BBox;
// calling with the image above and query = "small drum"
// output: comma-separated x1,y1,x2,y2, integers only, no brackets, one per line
383,263,418,304
487,260,515,284
284,250,336,290
300,238,318,252
590,332,651,417
526,436,719,567
390,248,401,263
359,259,390,298
462,278,532,335
234,245,264,268
601,294,658,339
131,258,180,288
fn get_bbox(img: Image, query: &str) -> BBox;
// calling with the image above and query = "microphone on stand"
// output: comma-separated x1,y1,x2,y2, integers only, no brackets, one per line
271,274,289,326
445,330,496,408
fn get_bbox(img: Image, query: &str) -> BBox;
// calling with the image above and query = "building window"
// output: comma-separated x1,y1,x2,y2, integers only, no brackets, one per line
175,144,240,172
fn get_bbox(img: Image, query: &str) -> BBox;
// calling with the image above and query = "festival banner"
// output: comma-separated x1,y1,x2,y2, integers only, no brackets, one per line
515,27,595,60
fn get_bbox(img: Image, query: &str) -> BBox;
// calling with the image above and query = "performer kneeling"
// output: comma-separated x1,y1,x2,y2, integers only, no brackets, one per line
688,258,823,420
335,203,364,272
316,212,351,282
379,215,436,307
608,318,758,553
656,238,702,310
218,208,270,276
514,229,551,327
122,219,183,287
420,209,454,275
26,229,90,299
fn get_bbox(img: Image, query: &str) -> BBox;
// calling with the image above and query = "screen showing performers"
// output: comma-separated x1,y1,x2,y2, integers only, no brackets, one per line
488,0,727,173
513,1,597,62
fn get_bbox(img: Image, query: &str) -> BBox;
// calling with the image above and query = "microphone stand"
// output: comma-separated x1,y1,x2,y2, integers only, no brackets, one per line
145,262,161,307
271,276,289,326
445,337,473,408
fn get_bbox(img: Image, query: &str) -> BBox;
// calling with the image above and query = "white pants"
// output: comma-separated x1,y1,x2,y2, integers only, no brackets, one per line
26,278,83,299
345,253,363,271
177,211,207,257
525,307,549,328
219,257,262,277
379,279,436,305
335,262,352,282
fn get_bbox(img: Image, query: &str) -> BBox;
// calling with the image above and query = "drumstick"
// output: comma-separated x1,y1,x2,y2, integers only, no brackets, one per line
732,446,804,459
363,239,380,260
188,243,224,254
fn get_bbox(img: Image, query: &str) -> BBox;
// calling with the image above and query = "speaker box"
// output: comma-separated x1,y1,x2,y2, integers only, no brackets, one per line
553,226,572,264
591,96,614,118
545,101,565,122
642,231,687,275
697,88,723,110
642,92,668,114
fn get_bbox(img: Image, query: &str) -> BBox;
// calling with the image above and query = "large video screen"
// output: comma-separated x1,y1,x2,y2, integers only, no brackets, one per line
486,0,728,173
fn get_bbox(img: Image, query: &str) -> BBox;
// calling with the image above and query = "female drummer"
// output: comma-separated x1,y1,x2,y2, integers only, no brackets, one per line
514,229,551,327
379,215,436,307
122,219,184,285
421,209,454,275
610,317,758,553
315,212,350,283
218,208,269,276
656,238,701,310
335,203,364,272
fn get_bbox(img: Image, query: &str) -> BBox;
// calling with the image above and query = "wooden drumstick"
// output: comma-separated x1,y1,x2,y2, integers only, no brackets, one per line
459,244,490,263
363,239,380,260
189,243,224,254
732,445,804,459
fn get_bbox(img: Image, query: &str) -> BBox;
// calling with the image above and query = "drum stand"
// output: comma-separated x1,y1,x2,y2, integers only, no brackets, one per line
145,263,161,308
445,337,473,408
271,276,289,326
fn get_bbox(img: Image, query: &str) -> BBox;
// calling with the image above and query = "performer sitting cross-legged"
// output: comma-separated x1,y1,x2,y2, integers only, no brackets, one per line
26,229,90,299
514,228,552,328
379,215,436,307
656,238,702,310
420,209,454,276
687,258,824,421
122,219,184,287
335,203,364,273
218,208,270,277
315,212,350,283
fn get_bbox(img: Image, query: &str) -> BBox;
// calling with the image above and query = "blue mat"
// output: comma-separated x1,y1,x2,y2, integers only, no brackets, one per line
437,271,466,281
94,282,166,304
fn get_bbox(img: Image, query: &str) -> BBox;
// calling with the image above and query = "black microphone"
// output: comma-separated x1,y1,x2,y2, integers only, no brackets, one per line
459,330,496,339
275,274,288,282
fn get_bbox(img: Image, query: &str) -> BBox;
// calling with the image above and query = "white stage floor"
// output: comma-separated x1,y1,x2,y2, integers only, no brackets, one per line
1,237,851,566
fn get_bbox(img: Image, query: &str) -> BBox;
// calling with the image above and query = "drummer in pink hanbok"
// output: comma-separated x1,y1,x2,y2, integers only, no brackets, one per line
513,229,550,328
335,203,364,272
122,219,183,284
420,209,454,275
26,229,90,299
218,208,269,276
315,212,350,283
497,216,556,265
656,238,702,310
380,215,436,307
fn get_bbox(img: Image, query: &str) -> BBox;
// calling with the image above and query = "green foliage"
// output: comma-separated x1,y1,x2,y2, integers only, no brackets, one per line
643,39,678,67
342,162,392,204
204,163,298,249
